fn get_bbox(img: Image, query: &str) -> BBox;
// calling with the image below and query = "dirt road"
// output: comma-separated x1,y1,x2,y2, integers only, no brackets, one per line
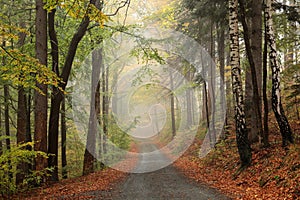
61,143,229,200
70,142,230,200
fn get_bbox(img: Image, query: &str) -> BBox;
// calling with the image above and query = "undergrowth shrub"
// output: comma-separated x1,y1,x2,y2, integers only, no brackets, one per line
0,137,49,197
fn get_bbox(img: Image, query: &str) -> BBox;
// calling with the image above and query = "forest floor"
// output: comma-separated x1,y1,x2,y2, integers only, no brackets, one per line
174,120,300,200
16,121,300,200
17,142,229,199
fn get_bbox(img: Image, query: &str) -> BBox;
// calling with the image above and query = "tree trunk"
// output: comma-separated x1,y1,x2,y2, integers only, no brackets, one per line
249,0,263,144
101,61,108,155
169,69,176,138
47,7,60,182
4,85,12,179
239,0,264,146
209,21,216,145
34,0,48,178
83,48,102,175
26,90,32,149
16,88,28,185
16,22,30,186
48,0,97,181
186,70,193,128
61,96,67,179
203,81,211,142
265,0,293,146
225,52,232,125
95,81,105,169
217,25,226,136
229,0,252,167
2,41,10,154
4,86,10,151
262,7,270,146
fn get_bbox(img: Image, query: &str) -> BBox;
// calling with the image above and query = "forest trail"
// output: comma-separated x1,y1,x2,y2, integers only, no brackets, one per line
64,142,230,199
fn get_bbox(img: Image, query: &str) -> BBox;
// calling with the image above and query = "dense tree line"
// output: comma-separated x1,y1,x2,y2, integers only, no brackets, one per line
172,0,298,166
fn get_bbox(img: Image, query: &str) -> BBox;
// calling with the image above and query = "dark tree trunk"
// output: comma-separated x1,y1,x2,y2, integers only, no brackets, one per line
204,82,211,141
265,0,293,146
3,41,10,154
48,96,61,181
262,10,270,146
47,7,60,182
244,0,263,144
4,85,12,179
48,9,59,75
26,90,32,148
16,22,30,186
48,0,96,181
239,0,264,146
16,88,28,185
61,96,67,179
4,86,10,151
34,0,48,177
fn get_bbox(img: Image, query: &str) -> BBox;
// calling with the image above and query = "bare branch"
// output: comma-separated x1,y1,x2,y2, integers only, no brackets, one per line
105,0,130,16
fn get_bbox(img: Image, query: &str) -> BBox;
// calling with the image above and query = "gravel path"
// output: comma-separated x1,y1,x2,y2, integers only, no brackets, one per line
66,142,231,200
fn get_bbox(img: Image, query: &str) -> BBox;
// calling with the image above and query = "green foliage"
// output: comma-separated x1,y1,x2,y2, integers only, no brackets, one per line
282,64,300,118
62,120,85,178
108,117,131,151
283,64,300,97
0,139,49,196
44,0,109,26
0,20,62,92
131,45,165,65
0,47,62,92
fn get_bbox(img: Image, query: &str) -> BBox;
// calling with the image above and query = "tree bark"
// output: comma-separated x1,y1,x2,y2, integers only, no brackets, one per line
26,90,32,149
262,7,270,146
186,70,193,128
34,0,48,177
4,85,12,179
83,48,102,175
265,0,293,146
61,96,67,179
48,0,97,181
209,21,216,145
16,88,28,185
229,0,252,167
169,69,176,138
47,7,60,182
239,0,264,146
16,22,29,186
217,25,226,136
247,0,263,144
4,85,10,151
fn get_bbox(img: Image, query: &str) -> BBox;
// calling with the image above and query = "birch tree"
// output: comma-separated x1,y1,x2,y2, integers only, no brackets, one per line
264,0,293,146
229,0,251,167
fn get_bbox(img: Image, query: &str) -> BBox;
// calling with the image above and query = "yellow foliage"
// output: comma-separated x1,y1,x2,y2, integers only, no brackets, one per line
0,21,29,43
0,47,63,92
88,4,109,27
44,0,109,27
